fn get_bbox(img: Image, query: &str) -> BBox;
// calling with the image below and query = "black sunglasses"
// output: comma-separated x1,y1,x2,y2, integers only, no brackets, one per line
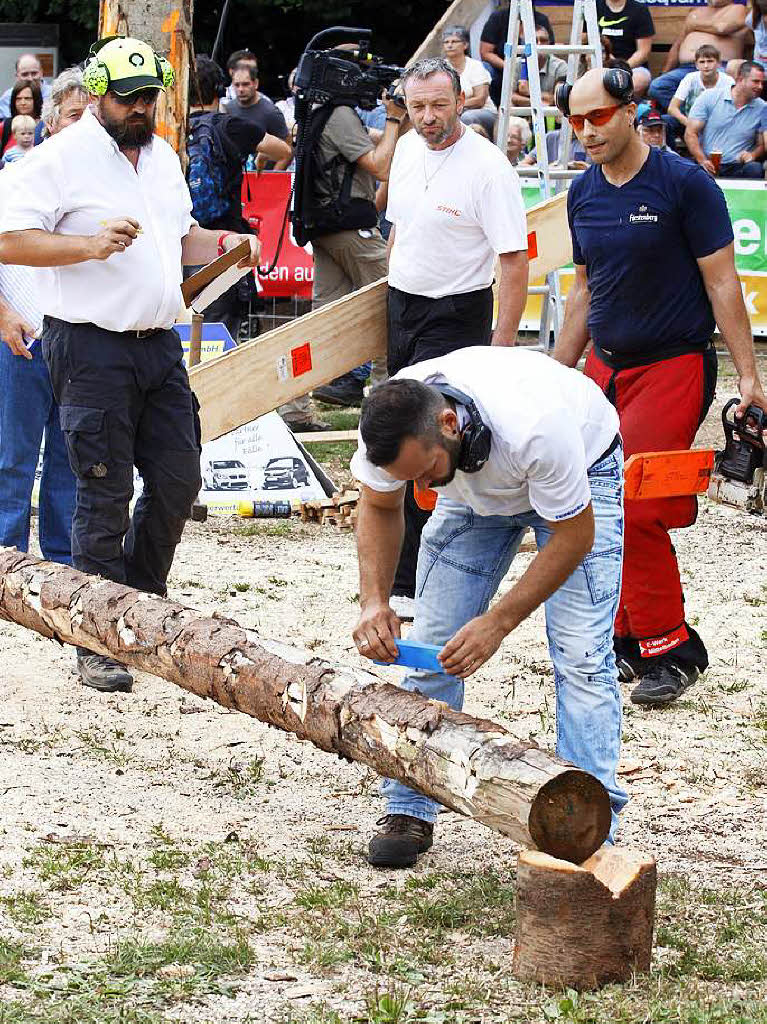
112,88,160,106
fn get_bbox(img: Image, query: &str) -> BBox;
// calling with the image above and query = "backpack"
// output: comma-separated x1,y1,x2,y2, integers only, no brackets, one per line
292,99,378,246
186,113,239,227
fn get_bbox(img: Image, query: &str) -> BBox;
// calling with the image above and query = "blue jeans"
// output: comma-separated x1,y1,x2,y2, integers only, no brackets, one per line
382,448,628,840
0,339,75,563
649,64,696,112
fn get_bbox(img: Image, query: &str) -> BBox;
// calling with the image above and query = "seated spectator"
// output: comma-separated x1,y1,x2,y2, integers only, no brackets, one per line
502,114,532,164
520,125,590,169
667,44,734,147
637,108,669,150
747,0,767,74
441,25,497,137
187,55,291,340
0,80,44,156
597,0,655,68
480,2,554,107
650,0,750,113
685,59,767,178
0,54,51,119
512,25,568,111
2,115,36,162
222,60,292,169
632,66,652,99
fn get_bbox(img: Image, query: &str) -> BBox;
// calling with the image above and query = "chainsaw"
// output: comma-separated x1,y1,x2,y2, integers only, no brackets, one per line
624,400,766,515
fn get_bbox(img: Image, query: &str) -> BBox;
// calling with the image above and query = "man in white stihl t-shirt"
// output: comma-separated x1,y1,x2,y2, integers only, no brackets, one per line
350,347,627,868
385,57,529,620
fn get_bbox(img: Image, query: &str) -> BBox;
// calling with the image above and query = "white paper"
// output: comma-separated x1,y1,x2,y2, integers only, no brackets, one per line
190,261,251,313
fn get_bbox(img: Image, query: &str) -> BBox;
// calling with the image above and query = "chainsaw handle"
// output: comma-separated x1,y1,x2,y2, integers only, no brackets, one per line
722,398,766,444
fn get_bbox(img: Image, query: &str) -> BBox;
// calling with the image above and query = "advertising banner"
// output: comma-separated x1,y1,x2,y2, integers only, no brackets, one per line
241,171,314,300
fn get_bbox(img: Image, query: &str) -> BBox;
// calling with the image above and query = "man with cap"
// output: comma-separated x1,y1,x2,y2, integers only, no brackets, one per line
0,36,261,694
554,66,767,707
637,108,669,149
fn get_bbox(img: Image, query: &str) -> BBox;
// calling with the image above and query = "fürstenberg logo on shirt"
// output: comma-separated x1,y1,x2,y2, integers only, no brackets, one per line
629,204,658,224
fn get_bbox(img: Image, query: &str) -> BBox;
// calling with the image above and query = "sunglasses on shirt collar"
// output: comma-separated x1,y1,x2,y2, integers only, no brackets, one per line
567,104,625,131
111,88,161,107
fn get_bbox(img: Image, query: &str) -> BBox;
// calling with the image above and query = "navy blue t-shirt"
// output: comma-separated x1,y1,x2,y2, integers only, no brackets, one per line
567,147,733,358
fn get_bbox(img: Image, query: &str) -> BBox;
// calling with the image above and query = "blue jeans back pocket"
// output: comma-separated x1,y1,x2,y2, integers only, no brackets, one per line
582,545,623,605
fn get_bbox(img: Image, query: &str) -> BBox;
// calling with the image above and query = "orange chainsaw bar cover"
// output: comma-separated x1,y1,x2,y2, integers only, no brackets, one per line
623,449,715,501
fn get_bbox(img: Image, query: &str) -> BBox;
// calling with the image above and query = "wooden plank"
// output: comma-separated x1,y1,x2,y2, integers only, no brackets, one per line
191,278,388,443
409,0,491,64
295,430,359,444
526,191,570,280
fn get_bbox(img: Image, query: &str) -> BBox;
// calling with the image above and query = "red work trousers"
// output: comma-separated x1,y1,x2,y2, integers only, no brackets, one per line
584,346,716,657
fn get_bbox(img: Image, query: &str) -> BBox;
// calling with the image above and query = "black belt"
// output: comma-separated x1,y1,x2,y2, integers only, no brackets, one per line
591,432,622,468
134,328,164,339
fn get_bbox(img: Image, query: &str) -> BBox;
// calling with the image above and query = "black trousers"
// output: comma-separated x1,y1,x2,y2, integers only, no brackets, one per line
386,285,493,598
43,317,202,597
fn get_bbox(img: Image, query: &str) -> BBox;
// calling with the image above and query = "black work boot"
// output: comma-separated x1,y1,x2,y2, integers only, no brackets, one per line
630,625,708,707
368,814,434,868
313,374,364,408
614,635,643,683
77,651,133,693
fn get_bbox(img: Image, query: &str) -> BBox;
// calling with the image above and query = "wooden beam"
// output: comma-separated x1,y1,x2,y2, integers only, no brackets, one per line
190,196,570,444
409,0,491,64
296,430,358,444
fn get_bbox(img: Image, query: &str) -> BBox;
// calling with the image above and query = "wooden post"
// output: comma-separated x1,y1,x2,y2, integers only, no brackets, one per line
188,312,203,367
0,549,611,864
98,0,194,161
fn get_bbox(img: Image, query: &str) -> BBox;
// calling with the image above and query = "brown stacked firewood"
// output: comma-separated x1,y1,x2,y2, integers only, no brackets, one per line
300,489,360,529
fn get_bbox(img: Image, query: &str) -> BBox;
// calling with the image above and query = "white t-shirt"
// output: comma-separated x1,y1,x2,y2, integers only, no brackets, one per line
386,127,527,298
459,56,495,112
350,347,619,521
1,107,195,333
673,70,734,116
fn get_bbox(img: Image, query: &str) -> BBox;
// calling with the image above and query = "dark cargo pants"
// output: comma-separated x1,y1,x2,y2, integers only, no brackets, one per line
42,317,202,597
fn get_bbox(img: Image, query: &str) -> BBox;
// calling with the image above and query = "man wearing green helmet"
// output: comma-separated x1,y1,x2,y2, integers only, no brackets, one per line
0,36,261,695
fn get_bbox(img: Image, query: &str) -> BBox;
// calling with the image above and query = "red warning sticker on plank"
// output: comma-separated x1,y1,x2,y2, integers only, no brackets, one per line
291,343,312,377
527,230,538,260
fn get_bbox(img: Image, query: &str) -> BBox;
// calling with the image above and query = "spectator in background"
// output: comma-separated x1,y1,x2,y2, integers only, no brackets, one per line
223,60,292,168
512,25,568,110
637,108,669,149
2,115,36,162
223,48,258,106
0,68,87,573
0,54,51,119
685,59,766,178
1,80,44,157
187,55,291,341
597,0,655,67
442,25,497,137
520,124,590,170
275,67,298,133
503,115,532,164
668,44,734,148
747,0,767,73
480,2,554,107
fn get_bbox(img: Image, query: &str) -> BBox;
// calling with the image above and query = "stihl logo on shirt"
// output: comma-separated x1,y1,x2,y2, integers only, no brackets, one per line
629,204,659,225
436,204,461,218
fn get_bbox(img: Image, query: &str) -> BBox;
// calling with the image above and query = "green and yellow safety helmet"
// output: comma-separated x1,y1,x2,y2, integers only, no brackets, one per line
83,35,175,97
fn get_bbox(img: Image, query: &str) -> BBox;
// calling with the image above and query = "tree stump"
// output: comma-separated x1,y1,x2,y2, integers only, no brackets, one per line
512,846,657,989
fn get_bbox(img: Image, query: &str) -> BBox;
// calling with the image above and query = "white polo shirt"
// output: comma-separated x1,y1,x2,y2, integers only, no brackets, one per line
350,347,619,521
386,126,527,298
0,160,43,338
1,107,195,333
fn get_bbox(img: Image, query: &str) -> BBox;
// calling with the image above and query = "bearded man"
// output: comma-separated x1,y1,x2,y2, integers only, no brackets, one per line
0,36,261,694
350,346,627,867
382,56,529,621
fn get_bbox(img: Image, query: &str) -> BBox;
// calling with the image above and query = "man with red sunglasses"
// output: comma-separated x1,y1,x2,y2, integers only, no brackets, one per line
555,67,767,707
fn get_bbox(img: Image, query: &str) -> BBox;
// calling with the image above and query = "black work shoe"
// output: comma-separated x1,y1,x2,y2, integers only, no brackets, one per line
630,658,700,706
313,376,364,407
614,635,643,683
368,814,434,868
286,419,331,432
77,653,133,693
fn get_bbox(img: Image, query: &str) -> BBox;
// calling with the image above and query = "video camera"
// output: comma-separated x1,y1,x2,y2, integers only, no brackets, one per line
294,26,405,110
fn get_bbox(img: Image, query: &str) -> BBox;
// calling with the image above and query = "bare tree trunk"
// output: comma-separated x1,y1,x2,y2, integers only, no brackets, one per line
0,549,611,864
98,0,194,161
513,847,657,988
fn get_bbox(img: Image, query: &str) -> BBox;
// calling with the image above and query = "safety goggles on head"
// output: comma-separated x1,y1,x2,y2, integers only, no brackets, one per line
568,104,623,131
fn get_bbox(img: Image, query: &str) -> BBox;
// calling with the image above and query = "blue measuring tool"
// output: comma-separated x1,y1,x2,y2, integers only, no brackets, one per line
374,638,443,672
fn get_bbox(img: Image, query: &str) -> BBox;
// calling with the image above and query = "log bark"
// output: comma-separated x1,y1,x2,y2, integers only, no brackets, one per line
512,846,657,988
0,549,610,863
98,0,194,161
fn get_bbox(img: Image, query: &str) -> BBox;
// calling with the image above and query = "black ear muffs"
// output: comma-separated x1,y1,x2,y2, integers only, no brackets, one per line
555,66,634,117
433,384,492,473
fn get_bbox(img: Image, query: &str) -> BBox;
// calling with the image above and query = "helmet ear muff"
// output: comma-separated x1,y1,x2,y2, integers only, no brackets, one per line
554,81,572,116
83,56,110,96
157,55,175,90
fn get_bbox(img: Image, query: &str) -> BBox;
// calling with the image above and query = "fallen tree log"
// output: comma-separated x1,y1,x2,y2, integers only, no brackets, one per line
512,846,657,988
0,549,610,863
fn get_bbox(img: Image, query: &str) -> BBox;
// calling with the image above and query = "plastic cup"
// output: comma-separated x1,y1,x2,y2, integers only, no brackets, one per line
709,151,722,173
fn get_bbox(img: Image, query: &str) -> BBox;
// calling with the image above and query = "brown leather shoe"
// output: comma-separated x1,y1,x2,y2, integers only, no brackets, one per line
367,814,434,868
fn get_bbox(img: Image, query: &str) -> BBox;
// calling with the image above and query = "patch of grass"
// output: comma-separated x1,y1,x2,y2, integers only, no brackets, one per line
295,880,359,910
0,890,50,927
146,826,190,871
73,727,130,767
231,581,251,592
207,756,265,798
0,1001,166,1024
22,841,107,892
400,868,516,936
307,441,355,467
107,926,255,990
366,982,413,1024
129,876,192,913
0,936,29,986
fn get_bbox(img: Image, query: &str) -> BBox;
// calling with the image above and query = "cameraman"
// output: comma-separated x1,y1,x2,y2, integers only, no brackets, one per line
308,57,408,408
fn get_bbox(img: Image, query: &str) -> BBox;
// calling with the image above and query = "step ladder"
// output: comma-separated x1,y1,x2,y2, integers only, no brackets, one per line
495,0,603,349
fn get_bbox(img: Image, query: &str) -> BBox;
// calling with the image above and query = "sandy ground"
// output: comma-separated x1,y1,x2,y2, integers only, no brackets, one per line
0,351,765,1022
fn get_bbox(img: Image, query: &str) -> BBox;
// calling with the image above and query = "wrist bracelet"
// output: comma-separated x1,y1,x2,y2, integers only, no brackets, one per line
217,232,232,256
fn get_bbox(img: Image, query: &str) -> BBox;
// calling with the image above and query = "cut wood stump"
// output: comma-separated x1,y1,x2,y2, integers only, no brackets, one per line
512,846,657,988
0,549,611,863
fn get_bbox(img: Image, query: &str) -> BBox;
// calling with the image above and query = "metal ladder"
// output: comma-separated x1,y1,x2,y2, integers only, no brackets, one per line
495,0,603,349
